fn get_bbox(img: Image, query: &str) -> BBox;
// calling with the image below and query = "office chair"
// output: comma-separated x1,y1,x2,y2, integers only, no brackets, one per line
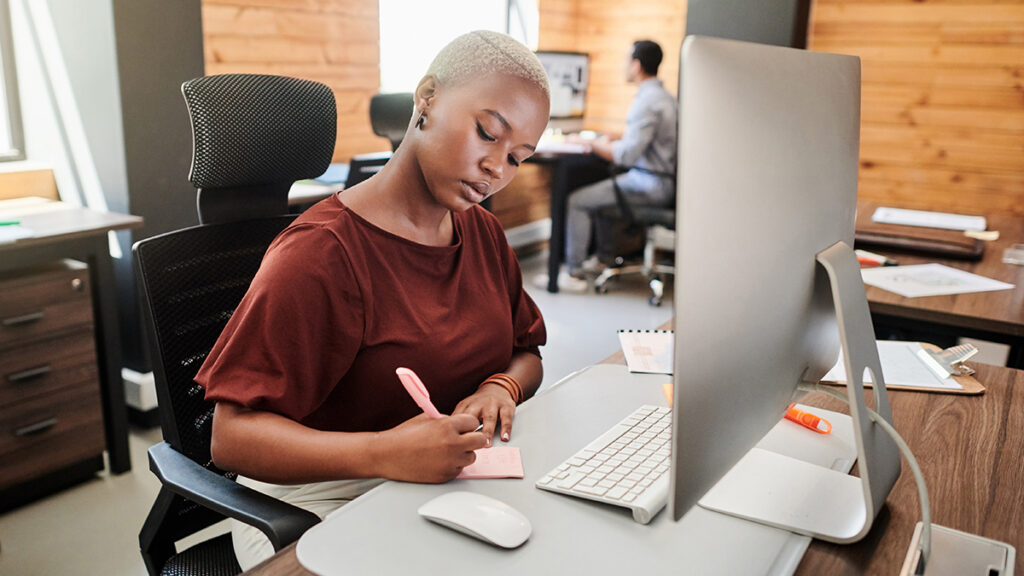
345,92,414,188
136,73,333,576
370,92,414,152
593,169,676,306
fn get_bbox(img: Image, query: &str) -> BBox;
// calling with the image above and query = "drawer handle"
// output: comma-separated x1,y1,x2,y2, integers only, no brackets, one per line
14,418,59,437
2,311,45,327
8,365,52,383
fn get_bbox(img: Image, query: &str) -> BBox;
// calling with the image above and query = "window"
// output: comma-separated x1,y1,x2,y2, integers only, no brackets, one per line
378,0,538,93
0,0,24,161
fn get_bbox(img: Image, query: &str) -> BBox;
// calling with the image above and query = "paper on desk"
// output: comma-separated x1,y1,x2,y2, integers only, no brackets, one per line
618,330,673,374
534,140,588,155
456,446,524,479
871,206,987,232
823,341,962,390
0,225,33,244
861,263,1014,298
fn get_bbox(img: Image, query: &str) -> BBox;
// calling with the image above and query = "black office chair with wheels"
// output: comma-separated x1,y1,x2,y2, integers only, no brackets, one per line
345,92,414,188
136,74,333,576
593,168,676,306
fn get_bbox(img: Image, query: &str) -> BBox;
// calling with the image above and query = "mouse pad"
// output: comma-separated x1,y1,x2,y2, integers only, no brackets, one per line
457,446,524,479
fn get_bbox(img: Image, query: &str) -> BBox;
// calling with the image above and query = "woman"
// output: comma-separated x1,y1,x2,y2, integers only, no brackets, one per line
195,31,551,569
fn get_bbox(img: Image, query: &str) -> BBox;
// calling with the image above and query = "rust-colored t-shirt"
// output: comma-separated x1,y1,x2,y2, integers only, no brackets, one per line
196,195,546,432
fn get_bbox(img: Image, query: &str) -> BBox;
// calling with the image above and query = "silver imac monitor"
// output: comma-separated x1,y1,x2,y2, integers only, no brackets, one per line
670,36,901,543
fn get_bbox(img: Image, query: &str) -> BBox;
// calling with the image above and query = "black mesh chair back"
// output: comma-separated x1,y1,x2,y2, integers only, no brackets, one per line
136,219,297,462
343,92,413,189
138,74,333,576
369,92,414,152
182,73,336,224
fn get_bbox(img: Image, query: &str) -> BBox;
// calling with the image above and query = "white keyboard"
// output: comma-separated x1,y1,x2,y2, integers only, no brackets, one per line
535,405,671,524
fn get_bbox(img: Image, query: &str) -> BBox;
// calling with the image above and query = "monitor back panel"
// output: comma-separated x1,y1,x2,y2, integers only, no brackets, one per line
670,36,861,519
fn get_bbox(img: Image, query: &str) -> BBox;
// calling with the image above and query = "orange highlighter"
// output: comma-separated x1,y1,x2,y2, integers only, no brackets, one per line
785,403,832,434
663,384,831,434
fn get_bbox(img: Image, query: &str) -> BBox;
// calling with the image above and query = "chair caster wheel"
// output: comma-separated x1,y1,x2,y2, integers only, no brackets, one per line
649,277,664,306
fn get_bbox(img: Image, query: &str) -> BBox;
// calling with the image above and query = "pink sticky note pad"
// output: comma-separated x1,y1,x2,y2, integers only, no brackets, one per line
456,446,524,479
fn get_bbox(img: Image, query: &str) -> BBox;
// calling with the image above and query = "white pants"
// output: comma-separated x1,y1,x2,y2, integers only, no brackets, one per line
231,475,385,571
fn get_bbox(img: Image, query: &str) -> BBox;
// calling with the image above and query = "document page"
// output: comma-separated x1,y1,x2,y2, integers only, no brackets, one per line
617,330,673,374
861,263,1014,298
0,225,33,244
871,206,987,231
823,341,962,390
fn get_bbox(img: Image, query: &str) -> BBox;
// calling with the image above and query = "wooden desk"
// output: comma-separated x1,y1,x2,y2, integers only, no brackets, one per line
526,151,608,293
795,366,1024,574
0,198,143,474
244,356,1023,576
859,203,1024,368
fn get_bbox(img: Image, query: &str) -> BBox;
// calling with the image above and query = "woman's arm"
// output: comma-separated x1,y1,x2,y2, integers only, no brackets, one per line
452,350,543,445
211,402,487,485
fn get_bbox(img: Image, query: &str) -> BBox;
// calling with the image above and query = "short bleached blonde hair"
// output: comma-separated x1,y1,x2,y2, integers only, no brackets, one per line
426,30,550,99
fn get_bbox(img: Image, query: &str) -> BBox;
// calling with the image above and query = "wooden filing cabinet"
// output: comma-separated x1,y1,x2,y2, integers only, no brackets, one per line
0,259,106,510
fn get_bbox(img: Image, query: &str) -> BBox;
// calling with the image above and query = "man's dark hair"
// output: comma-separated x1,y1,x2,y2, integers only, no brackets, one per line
631,40,663,76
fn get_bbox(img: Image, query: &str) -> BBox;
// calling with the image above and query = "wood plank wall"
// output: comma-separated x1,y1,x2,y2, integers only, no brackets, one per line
811,0,1024,217
540,0,1024,217
539,0,686,135
199,1,1024,218
201,0,390,163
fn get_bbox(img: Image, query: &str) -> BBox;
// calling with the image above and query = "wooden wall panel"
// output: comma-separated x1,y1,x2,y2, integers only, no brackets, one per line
811,0,1024,216
541,0,1024,217
201,1,389,163
490,164,552,229
539,0,686,135
200,1,1024,224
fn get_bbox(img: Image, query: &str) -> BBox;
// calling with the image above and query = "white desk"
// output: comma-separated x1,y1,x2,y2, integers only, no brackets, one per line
294,365,815,575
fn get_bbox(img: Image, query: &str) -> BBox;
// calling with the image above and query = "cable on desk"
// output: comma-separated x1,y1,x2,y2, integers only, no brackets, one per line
801,384,931,575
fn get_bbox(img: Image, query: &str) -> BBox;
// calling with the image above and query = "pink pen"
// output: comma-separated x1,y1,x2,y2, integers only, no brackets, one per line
396,367,443,419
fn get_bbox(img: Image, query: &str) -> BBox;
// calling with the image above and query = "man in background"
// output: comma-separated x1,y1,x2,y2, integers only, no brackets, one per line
539,39,677,292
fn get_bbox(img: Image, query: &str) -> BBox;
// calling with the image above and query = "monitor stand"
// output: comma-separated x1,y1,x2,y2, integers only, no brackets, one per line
698,241,902,543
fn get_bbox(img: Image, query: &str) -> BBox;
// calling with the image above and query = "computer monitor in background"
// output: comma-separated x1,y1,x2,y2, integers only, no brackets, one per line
534,50,589,132
670,36,901,542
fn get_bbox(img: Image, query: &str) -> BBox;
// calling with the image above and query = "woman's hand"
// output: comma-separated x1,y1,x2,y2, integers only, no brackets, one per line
452,383,517,446
375,413,486,483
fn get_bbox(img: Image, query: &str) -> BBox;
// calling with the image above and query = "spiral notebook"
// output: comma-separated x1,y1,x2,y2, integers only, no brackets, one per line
617,329,674,374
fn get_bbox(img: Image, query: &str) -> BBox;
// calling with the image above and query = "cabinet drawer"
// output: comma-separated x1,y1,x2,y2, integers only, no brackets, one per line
0,328,98,405
0,382,104,490
0,260,93,347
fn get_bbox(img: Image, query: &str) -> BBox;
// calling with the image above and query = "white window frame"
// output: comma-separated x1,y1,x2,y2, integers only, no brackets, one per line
0,0,25,162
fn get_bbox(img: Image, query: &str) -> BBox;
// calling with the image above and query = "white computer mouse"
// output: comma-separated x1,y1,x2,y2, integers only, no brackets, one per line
417,491,532,549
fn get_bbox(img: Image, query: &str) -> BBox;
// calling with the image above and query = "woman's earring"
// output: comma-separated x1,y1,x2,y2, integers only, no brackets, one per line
416,113,426,130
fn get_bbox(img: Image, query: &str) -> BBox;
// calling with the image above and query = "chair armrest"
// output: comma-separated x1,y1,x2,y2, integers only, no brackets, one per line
148,442,320,551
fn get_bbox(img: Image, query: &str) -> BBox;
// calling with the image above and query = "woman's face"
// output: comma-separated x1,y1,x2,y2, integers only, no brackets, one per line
415,72,549,212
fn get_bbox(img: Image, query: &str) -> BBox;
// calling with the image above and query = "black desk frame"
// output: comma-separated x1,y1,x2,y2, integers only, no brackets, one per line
528,153,609,293
872,313,1024,370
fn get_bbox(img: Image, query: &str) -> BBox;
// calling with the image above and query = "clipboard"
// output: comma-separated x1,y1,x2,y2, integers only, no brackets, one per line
822,342,985,395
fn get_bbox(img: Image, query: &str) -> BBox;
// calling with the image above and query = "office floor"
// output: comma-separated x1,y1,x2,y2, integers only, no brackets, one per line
0,251,673,576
